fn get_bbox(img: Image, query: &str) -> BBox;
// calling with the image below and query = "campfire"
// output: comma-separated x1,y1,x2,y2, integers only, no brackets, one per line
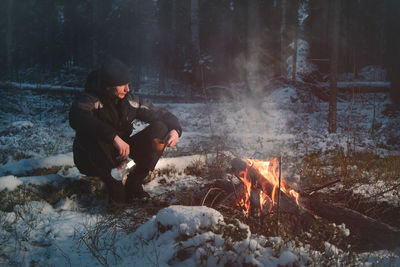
230,157,308,221
200,156,400,252
235,157,300,217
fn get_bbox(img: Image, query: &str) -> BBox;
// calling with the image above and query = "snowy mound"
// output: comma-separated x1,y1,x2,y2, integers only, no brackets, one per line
154,205,223,236
0,175,23,191
123,205,304,266
0,153,74,176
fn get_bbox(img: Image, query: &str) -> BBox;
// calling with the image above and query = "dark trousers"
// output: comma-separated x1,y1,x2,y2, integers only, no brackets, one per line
125,121,169,194
73,121,169,193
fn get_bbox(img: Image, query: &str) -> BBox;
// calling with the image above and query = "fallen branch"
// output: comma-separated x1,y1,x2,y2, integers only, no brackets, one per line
307,179,341,196
371,181,400,199
306,195,400,251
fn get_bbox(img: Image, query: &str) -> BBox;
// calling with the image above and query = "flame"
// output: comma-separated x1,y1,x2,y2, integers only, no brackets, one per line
237,157,300,216
238,168,251,215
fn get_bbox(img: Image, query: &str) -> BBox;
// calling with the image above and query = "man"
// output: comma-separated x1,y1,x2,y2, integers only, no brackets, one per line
69,57,182,203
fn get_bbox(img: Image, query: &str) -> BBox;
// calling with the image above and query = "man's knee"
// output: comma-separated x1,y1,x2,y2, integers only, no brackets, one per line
149,121,169,139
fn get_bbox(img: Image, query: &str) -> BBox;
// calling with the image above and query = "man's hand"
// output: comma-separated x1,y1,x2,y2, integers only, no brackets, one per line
113,135,130,160
164,130,179,147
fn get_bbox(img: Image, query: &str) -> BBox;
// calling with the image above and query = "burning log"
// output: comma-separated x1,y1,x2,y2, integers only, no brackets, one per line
231,157,400,251
231,158,315,223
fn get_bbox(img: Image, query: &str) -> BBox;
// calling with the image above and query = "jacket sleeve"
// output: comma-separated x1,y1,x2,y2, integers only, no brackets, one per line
69,93,117,142
131,96,182,137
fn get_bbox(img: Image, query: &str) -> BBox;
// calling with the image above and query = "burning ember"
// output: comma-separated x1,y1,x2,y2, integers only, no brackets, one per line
236,158,300,217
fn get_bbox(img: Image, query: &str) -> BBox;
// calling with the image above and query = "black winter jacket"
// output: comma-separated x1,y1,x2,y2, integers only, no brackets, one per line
69,72,182,171
69,91,182,143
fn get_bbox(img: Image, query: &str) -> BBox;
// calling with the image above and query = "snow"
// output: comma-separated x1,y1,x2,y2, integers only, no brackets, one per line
155,155,207,171
112,205,310,266
54,196,81,211
0,175,23,191
352,181,400,206
278,250,298,266
154,205,223,236
19,174,67,186
318,80,391,88
0,80,399,265
11,120,34,129
0,81,83,92
0,153,74,176
145,173,208,201
338,65,388,82
0,200,100,266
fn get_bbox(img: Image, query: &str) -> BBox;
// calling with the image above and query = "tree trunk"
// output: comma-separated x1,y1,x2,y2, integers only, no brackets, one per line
232,0,248,84
247,0,261,92
91,0,98,68
158,0,173,92
171,0,177,78
219,6,233,83
378,2,387,68
328,0,340,133
175,0,191,88
386,0,400,104
292,6,299,81
190,0,200,54
190,0,201,92
6,0,14,77
280,0,287,78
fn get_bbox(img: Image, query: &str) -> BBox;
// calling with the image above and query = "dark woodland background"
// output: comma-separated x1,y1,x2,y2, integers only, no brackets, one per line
1,0,400,96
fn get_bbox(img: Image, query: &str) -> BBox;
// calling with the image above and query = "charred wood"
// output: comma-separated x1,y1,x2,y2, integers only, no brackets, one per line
231,158,315,225
305,196,400,251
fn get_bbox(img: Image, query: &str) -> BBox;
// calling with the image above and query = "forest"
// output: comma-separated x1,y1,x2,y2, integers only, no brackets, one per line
2,0,400,96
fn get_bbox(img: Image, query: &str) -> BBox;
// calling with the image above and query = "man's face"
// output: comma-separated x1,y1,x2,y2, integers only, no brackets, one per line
111,84,130,99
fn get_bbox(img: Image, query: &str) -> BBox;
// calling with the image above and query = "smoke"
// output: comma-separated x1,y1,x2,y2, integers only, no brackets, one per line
214,43,295,158
233,37,276,96
206,30,303,158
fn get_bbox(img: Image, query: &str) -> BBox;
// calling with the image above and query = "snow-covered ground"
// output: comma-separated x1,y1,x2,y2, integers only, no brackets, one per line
0,83,399,266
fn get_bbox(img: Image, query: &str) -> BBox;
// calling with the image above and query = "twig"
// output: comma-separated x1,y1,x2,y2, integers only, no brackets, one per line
53,242,72,267
79,232,109,267
346,86,355,154
308,179,341,196
353,90,363,153
217,191,234,205
201,187,223,206
364,205,377,215
371,181,400,199
217,204,230,210
210,191,224,208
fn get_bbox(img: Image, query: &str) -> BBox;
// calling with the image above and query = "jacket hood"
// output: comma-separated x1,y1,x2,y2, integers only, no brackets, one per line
84,56,131,95
99,56,131,87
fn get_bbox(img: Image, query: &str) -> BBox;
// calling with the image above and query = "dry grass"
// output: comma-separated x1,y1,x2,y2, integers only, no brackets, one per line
0,176,107,212
300,148,400,188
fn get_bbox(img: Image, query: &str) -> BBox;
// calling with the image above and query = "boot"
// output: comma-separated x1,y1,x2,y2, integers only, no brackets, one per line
105,178,126,204
132,184,150,199
125,166,150,203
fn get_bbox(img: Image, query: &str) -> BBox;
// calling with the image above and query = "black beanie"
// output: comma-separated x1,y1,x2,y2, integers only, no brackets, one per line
100,56,131,87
